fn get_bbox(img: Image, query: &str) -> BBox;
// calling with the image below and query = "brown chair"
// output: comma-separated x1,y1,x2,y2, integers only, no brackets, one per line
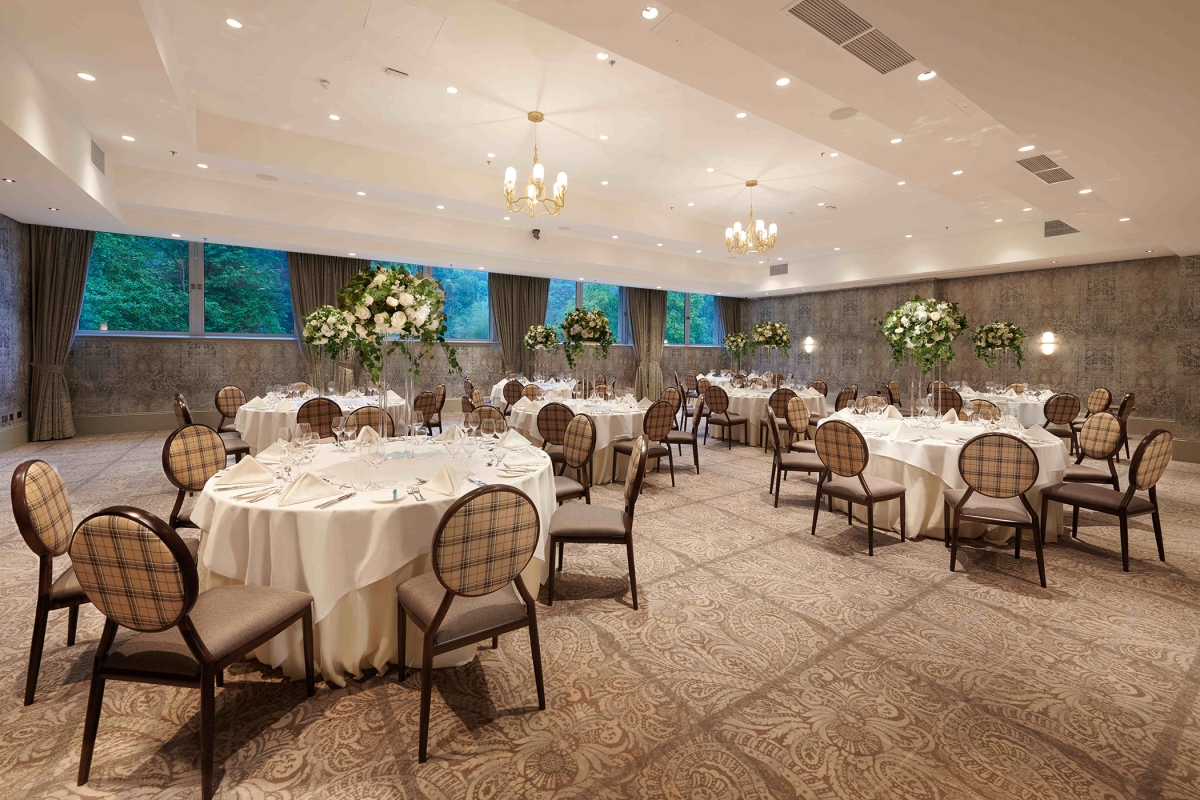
1071,388,1113,436
688,377,712,433
880,382,898,407
1064,412,1123,491
944,433,1045,587
547,437,649,608
787,396,817,454
809,379,828,397
931,387,964,415
470,388,484,409
660,385,682,429
555,415,596,504
612,400,675,486
666,397,704,474
414,391,439,430
348,405,396,437
1041,430,1173,572
463,377,475,397
426,384,446,434
213,386,246,433
765,409,825,508
1114,392,1136,461
683,372,699,401
502,380,524,414
926,379,949,394
475,405,504,425
703,385,748,448
296,397,340,440
396,485,544,763
760,388,797,452
1043,393,1081,454
833,387,857,412
1006,383,1026,394
162,425,228,531
811,420,907,555
287,381,312,394
887,379,903,410
522,383,544,401
461,395,476,414
537,402,574,472
175,393,249,462
71,506,314,800
963,398,1000,421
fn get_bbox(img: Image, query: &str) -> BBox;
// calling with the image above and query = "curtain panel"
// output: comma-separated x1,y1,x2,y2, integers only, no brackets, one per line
488,273,549,375
716,295,746,340
29,226,95,441
286,252,367,383
627,288,667,400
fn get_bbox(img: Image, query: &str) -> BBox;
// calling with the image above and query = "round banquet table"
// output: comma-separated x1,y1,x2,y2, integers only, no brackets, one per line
191,441,556,686
489,379,576,412
721,389,828,447
507,400,646,485
234,396,388,454
814,415,1068,544
961,390,1052,427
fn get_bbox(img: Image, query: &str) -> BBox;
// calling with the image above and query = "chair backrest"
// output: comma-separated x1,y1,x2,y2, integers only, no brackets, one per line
880,383,898,405
643,400,675,441
463,377,475,397
834,387,856,411
470,388,484,408
814,420,868,477
461,396,475,414
926,379,949,394
1006,383,1026,395
703,385,731,415
503,380,524,406
296,397,340,439
433,383,446,412
809,379,827,397
765,408,785,457
522,384,543,401
660,386,682,415
11,460,74,558
785,396,811,436
748,376,767,389
857,396,886,414
595,374,606,386
476,405,504,424
932,387,964,414
1085,387,1112,415
537,402,574,446
562,414,597,471
888,379,901,402
1129,430,1174,491
768,387,797,418
685,372,698,392
623,436,649,516
432,486,540,598
214,385,246,419
288,381,312,394
958,433,1039,499
964,398,1000,421
1077,412,1123,460
1116,392,1135,422
162,424,227,492
1043,393,1081,426
347,405,396,436
413,391,438,425
697,377,711,394
70,507,198,633
173,393,192,427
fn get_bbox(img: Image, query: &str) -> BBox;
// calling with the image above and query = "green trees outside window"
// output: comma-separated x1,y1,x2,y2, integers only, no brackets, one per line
432,267,490,339
665,291,686,344
546,279,576,328
80,232,189,332
689,293,716,345
203,244,293,334
582,282,620,339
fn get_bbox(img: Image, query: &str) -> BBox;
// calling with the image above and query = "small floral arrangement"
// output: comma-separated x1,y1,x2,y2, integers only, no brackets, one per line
559,307,614,368
723,331,753,361
874,295,968,372
751,320,791,359
972,321,1027,367
524,324,560,351
301,305,356,356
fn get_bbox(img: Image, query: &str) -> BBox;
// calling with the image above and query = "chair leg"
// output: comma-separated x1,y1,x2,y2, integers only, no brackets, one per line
774,467,782,508
24,598,49,706
302,608,316,696
846,502,853,524
811,489,822,536
666,448,675,487
1152,510,1166,562
899,495,907,542
418,634,435,763
200,665,215,800
557,540,564,571
1031,524,1046,588
866,502,875,556
692,439,700,474
943,500,951,548
949,509,961,573
1039,495,1050,547
67,604,79,646
611,452,619,484
769,459,776,492
1014,524,1022,559
1071,505,1079,538
625,536,639,611
546,538,557,606
216,670,224,687
492,636,499,649
527,617,546,710
77,669,106,784
397,607,408,681
1119,512,1130,572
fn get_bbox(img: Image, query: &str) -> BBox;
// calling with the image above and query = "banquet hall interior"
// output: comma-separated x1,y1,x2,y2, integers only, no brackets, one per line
1,0,1199,797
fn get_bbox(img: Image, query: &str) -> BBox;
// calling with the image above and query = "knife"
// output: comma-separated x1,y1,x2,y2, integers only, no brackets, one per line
316,492,356,509
247,488,282,503
215,483,274,492
234,486,278,500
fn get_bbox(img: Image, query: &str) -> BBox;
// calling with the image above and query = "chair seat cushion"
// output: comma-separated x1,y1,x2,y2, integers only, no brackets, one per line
218,421,238,433
50,564,88,603
613,439,670,458
823,475,906,502
790,439,817,453
104,585,313,677
666,430,695,444
1064,464,1114,483
555,475,586,501
219,432,251,453
1042,482,1155,515
762,418,792,431
709,413,748,426
646,443,671,459
550,503,628,540
943,488,1032,524
397,572,527,645
1045,424,1074,439
779,451,825,472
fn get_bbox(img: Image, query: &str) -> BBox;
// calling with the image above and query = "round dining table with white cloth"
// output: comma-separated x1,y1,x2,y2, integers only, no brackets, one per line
813,415,1068,544
719,388,828,447
507,400,646,484
191,441,556,686
960,389,1052,427
234,395,381,454
489,379,576,412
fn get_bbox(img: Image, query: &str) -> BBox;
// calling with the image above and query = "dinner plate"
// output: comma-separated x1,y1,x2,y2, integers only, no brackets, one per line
367,488,406,504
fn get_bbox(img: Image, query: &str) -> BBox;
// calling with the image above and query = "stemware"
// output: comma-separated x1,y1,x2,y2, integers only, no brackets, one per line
331,416,344,449
342,417,358,448
296,422,312,446
463,433,480,460
464,411,480,438
480,419,495,446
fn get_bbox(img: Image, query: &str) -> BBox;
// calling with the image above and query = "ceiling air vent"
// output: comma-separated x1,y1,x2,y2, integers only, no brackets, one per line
1017,154,1074,184
787,0,914,74
1044,220,1080,237
842,30,914,74
90,140,105,174
769,263,789,276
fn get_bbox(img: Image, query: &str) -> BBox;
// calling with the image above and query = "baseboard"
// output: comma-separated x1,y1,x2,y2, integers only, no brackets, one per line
1127,416,1180,436
0,423,28,453
72,411,222,436
1172,439,1200,464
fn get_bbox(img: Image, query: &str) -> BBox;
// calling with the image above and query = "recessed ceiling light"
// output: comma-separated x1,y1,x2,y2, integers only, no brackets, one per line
696,249,702,253
1146,249,1154,253
736,112,747,119
1079,188,1092,194
952,170,963,175
48,208,58,211
487,152,495,158
597,51,608,59
612,235,619,239
121,135,135,142
479,267,485,271
642,6,659,20
1,178,14,183
356,191,366,196
328,114,340,121
817,202,825,206
225,18,242,28
601,181,609,185
717,292,722,295
897,181,906,186
76,72,96,81
656,285,662,288
905,234,913,238
197,163,208,169
1023,207,1033,211
1052,260,1058,264
599,134,609,140
503,216,510,220
995,219,1003,222
171,233,181,238
1018,145,1035,152
687,202,695,207
834,247,840,251
829,152,839,158
890,137,903,144
436,204,445,209
706,167,714,172
917,70,936,81
759,261,764,264
349,252,356,256
446,87,457,93
656,243,662,246
775,77,790,86
1119,217,1130,222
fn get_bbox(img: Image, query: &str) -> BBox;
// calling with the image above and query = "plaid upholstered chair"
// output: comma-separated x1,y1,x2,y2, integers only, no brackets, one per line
1114,392,1136,461
162,425,228,532
926,379,949,394
396,485,544,763
1071,387,1113,437
760,387,797,452
660,385,682,427
809,379,828,397
787,396,817,454
703,385,748,448
1006,383,1026,394
1064,412,1123,490
666,397,704,474
522,383,544,401
461,395,476,415
296,397,340,440
547,436,649,608
502,380,523,415
213,386,246,433
688,377,712,432
766,409,825,508
414,391,439,430
174,393,250,462
887,379,903,411
347,405,396,436
475,405,504,425
470,388,484,409
537,402,574,471
811,420,907,555
944,433,1045,587
833,387,856,412
963,398,1000,421
424,384,446,434
612,400,675,486
556,415,596,504
463,377,475,397
287,381,312,395
1043,393,1081,453
932,387,964,415
1041,429,1173,572
70,506,314,800
683,371,699,400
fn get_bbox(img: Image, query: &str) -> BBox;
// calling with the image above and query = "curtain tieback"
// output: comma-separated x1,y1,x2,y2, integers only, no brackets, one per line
32,362,66,375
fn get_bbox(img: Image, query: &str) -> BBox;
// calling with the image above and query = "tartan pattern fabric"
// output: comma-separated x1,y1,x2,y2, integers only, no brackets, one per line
1078,412,1122,459
435,489,538,597
348,406,395,436
881,383,897,405
704,386,730,415
965,398,1000,418
834,388,856,411
433,384,446,412
214,386,246,418
470,389,484,408
1006,383,1026,395
69,513,189,632
810,380,827,396
624,437,647,508
297,398,340,439
17,461,74,556
1086,388,1112,415
959,433,1039,498
1044,393,1081,425
173,394,192,427
414,392,438,425
463,378,475,396
288,382,311,394
562,415,596,469
815,420,867,477
1133,431,1174,490
748,377,767,389
685,373,698,393
461,396,475,414
660,386,681,415
932,387,964,414
476,405,503,424
522,384,544,400
537,403,574,446
697,377,711,393
165,425,226,491
927,380,949,393
768,388,797,419
642,401,675,442
503,381,524,406
888,380,901,402
786,396,811,438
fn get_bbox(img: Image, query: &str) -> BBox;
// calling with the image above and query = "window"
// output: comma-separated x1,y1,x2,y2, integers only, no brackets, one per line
582,282,620,339
665,291,686,344
203,244,293,334
80,232,189,332
688,293,717,345
432,266,490,339
546,279,576,328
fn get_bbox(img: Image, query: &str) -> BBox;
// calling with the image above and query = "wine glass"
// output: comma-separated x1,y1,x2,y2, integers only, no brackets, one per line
463,431,479,461
296,422,312,447
365,443,386,487
464,411,480,439
445,436,462,460
331,416,344,448
480,419,495,446
342,417,358,448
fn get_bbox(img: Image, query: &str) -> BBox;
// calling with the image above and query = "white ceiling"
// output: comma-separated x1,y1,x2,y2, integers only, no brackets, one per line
0,0,1193,296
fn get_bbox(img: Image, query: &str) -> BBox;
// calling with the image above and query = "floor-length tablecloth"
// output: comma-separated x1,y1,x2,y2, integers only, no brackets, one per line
234,396,378,454
507,401,646,484
720,389,828,447
962,390,1052,427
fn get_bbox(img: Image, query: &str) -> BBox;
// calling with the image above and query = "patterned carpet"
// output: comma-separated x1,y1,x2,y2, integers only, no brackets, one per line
1,426,1199,799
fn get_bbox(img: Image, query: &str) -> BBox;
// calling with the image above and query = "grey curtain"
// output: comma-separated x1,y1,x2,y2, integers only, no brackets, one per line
489,273,549,374
716,295,745,339
627,288,667,400
29,226,95,441
286,252,367,379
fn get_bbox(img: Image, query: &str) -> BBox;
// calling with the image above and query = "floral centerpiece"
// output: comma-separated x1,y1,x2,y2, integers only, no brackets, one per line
972,321,1027,367
302,305,356,354
723,331,753,371
751,320,791,359
524,324,560,351
874,296,968,372
559,307,614,369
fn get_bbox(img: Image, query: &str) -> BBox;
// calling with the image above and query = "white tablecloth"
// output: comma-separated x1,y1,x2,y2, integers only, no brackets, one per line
234,396,378,454
508,401,646,484
192,441,556,685
716,389,828,447
489,379,576,411
962,391,1051,427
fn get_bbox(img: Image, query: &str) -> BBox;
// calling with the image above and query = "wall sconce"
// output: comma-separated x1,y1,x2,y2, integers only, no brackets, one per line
1040,331,1055,355
99,321,108,331
804,336,814,354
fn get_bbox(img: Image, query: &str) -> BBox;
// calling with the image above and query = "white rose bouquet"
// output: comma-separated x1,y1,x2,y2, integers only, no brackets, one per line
723,331,753,361
559,307,614,368
972,321,1027,367
301,305,356,356
751,320,791,359
874,295,968,372
524,324,560,351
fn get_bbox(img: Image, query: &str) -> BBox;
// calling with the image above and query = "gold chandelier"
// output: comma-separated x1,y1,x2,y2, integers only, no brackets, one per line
504,111,568,217
725,180,778,255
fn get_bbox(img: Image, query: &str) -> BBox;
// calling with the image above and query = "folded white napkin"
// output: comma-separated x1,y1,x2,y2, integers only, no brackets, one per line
434,424,464,442
890,423,921,441
1024,425,1060,444
833,408,857,420
424,464,462,497
636,397,653,409
277,471,340,506
215,456,275,486
885,405,904,420
730,388,748,397
511,397,533,412
255,442,283,463
939,409,959,424
1004,388,1018,398
345,389,362,398
498,428,528,448
799,388,820,397
357,426,383,446
385,390,404,405
503,447,544,467
244,396,268,410
274,399,298,412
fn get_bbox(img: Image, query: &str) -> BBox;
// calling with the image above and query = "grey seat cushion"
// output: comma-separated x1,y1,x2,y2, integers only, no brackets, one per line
50,563,88,603
218,420,238,433
1064,464,1113,483
823,475,906,502
709,413,748,426
397,572,527,645
943,488,1032,524
779,451,825,472
219,432,251,453
104,585,313,677
613,440,670,458
555,475,586,500
550,503,628,539
666,430,695,444
1043,482,1155,515
1045,424,1074,439
790,439,817,453
543,443,566,463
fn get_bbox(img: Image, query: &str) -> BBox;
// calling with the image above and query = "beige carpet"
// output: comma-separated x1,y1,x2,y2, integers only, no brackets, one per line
1,427,1198,799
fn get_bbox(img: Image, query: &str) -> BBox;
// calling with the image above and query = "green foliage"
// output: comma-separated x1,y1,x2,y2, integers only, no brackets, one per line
582,283,620,337
874,295,968,372
665,291,685,344
80,232,189,332
432,267,489,339
545,279,576,328
689,294,715,345
203,244,293,334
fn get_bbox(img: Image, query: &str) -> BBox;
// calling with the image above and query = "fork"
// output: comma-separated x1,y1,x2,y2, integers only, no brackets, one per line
408,485,426,502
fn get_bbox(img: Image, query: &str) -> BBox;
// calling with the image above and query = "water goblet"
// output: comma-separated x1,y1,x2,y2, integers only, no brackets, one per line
331,416,344,448
342,418,358,448
445,437,462,460
463,433,480,461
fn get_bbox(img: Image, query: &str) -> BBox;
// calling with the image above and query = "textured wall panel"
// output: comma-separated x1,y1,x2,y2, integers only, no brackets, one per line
0,215,30,430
